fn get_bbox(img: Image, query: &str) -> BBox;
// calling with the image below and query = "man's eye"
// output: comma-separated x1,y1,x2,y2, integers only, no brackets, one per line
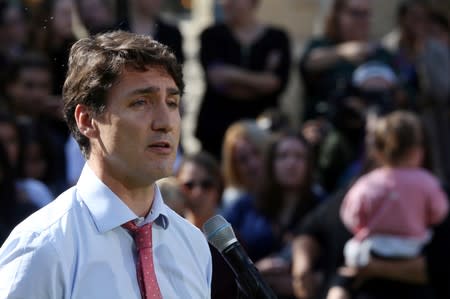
131,99,146,107
167,100,179,108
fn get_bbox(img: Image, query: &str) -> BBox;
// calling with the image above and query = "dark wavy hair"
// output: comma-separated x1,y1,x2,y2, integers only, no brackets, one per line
256,130,317,224
63,30,184,158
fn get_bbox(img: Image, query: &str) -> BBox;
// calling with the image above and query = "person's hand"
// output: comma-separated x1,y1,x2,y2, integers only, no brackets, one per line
337,41,374,64
207,64,239,88
256,257,295,297
256,256,289,274
302,119,328,147
326,286,351,299
292,260,321,299
337,263,373,289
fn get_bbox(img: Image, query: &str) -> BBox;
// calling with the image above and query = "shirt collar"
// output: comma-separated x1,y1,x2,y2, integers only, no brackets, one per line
76,164,169,233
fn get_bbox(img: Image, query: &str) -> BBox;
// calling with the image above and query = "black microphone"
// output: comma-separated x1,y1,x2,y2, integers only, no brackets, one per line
203,215,278,299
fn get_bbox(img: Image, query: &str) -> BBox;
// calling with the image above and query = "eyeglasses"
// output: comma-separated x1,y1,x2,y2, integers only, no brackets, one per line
182,179,215,191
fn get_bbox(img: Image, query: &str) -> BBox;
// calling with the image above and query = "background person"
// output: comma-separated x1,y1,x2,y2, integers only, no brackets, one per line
336,110,448,298
195,0,291,159
299,0,393,121
177,151,238,299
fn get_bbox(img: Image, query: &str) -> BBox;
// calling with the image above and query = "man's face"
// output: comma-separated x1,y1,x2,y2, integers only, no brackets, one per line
91,66,181,188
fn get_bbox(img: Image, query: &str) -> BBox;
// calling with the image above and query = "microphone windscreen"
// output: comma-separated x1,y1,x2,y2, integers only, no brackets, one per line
202,215,238,252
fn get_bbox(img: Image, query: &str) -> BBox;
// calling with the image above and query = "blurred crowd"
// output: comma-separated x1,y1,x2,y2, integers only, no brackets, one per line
0,0,449,299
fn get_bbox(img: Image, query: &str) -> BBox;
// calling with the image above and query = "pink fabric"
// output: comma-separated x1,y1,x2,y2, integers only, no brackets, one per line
341,168,449,240
123,221,163,299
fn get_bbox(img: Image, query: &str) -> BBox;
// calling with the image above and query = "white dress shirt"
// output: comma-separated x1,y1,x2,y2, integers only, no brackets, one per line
0,164,212,299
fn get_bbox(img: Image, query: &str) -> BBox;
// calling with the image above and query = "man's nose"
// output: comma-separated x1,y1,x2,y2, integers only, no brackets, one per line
151,101,175,133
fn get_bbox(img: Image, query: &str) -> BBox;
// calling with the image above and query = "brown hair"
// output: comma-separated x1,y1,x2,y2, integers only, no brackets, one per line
256,130,316,222
372,111,423,166
324,0,349,42
63,30,184,158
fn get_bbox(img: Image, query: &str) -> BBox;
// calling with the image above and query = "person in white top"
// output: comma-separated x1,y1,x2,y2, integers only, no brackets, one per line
0,30,212,298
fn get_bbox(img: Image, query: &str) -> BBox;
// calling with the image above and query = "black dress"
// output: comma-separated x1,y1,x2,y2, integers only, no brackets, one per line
116,18,184,64
196,23,291,159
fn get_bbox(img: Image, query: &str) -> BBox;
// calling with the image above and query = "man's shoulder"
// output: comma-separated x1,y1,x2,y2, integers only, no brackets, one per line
0,188,80,298
5,187,80,245
165,207,210,250
166,207,205,239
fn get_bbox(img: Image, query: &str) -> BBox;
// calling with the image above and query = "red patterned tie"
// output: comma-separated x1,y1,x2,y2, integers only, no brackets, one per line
123,221,163,299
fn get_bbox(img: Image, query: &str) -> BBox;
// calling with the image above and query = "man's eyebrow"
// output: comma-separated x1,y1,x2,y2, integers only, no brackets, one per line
167,87,181,96
126,86,180,97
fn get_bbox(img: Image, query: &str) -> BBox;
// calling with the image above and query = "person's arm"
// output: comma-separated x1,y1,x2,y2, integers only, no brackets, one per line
339,256,428,285
417,39,450,102
291,235,322,299
203,28,291,100
256,256,294,297
207,65,280,98
304,41,375,72
425,176,449,226
0,231,65,298
325,256,428,299
339,179,368,237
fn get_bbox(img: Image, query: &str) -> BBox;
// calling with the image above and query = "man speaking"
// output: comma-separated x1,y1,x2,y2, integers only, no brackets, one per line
0,31,212,298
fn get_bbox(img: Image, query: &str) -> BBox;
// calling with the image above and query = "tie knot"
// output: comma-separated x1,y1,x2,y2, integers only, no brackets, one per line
122,221,153,250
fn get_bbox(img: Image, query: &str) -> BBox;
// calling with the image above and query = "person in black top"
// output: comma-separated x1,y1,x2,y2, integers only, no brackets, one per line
73,0,116,35
195,0,291,159
298,0,393,122
116,0,184,64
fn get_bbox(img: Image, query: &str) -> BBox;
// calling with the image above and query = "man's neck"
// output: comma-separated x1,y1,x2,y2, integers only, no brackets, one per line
87,160,155,217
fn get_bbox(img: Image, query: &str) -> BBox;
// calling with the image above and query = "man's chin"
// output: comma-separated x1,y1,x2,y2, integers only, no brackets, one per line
151,164,175,180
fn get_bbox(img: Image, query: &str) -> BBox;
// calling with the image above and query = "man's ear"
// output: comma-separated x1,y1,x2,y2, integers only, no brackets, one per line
75,104,98,139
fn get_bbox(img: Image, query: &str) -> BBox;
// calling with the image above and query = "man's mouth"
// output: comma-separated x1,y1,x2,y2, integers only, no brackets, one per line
149,141,171,148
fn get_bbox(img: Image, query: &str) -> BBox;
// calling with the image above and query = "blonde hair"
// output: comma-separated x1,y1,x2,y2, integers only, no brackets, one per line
221,120,270,188
371,111,423,166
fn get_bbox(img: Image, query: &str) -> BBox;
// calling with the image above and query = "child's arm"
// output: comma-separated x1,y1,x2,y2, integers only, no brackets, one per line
340,180,370,237
426,177,449,225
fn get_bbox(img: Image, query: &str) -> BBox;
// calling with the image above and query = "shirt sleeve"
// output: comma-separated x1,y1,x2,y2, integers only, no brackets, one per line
340,179,369,236
425,176,449,226
0,231,65,298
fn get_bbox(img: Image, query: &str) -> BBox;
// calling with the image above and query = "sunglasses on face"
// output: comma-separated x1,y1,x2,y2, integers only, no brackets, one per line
182,179,215,191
